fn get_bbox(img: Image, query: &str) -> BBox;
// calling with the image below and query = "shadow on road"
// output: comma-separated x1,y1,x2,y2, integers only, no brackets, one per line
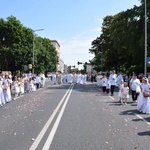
119,109,137,115
46,82,100,94
137,131,150,136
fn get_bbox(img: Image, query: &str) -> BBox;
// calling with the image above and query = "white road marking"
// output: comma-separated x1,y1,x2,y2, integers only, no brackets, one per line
42,84,74,150
29,84,73,150
109,96,115,100
134,114,150,126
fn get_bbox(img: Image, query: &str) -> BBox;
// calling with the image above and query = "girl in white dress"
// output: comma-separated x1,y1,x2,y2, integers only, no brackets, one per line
143,93,150,114
26,78,30,92
121,82,129,105
29,78,34,92
138,77,150,114
32,77,36,92
101,74,107,93
3,74,12,102
11,76,20,100
18,77,24,95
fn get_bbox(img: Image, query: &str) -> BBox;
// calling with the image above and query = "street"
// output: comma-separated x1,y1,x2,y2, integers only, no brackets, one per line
0,80,149,150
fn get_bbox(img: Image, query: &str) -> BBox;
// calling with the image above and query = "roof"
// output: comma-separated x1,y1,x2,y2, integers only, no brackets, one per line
50,40,60,47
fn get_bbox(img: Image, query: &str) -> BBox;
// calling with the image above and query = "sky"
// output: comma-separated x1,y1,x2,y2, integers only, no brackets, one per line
1,0,141,69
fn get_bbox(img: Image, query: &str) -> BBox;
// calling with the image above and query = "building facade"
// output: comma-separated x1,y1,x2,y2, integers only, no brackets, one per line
51,40,64,72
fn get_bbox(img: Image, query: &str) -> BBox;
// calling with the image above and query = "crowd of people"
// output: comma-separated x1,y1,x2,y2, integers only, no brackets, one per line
49,72,88,85
0,71,46,106
0,71,90,107
96,70,150,114
1,69,150,114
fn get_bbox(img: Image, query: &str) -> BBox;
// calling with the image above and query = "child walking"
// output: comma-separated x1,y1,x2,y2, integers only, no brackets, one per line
101,74,107,93
121,82,129,105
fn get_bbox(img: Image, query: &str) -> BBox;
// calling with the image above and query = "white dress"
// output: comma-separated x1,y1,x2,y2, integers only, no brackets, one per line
67,73,73,84
3,79,12,102
19,79,25,94
101,77,107,87
52,74,57,85
26,79,30,92
0,80,5,105
11,81,20,96
80,74,84,84
77,74,81,84
121,86,129,99
137,83,150,113
40,74,45,87
118,84,124,98
83,74,87,84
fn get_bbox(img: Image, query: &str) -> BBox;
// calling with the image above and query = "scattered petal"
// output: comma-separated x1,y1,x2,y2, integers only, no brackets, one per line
31,138,35,141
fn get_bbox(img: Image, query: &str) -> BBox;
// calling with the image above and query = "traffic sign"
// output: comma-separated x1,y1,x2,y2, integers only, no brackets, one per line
147,57,150,67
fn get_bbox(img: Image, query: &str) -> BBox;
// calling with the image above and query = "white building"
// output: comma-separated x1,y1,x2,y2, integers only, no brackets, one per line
51,40,64,72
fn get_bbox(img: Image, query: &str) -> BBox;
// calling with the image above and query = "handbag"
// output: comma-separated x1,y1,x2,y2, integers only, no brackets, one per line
136,86,141,93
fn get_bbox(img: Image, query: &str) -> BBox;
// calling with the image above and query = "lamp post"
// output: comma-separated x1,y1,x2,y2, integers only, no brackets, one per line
32,29,44,75
144,0,147,76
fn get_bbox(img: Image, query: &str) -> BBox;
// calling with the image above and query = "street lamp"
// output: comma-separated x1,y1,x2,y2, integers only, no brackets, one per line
32,29,44,75
144,0,147,76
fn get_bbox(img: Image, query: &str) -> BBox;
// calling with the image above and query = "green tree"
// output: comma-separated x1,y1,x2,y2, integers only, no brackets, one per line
0,16,33,72
33,37,58,74
89,1,150,74
0,16,58,74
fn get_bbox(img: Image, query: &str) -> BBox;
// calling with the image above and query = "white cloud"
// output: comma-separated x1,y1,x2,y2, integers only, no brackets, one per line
59,29,98,69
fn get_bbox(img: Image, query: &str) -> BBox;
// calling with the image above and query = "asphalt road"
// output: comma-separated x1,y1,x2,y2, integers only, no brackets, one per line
0,80,149,150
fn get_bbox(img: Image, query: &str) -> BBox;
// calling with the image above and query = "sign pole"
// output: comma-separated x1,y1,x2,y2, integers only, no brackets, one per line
144,0,147,76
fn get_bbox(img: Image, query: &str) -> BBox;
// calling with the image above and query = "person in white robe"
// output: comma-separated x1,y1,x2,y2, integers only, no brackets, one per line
57,72,62,85
27,70,32,80
35,74,41,89
109,70,117,96
23,74,28,93
32,77,36,92
83,74,87,84
116,72,123,88
75,73,79,84
80,74,84,84
77,73,82,84
19,74,26,94
130,74,141,102
26,78,30,92
67,73,73,84
40,73,45,87
121,82,129,105
62,74,67,84
96,74,103,87
3,74,12,102
11,76,20,100
118,80,124,103
29,77,35,92
101,74,107,93
137,77,150,114
52,73,57,85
